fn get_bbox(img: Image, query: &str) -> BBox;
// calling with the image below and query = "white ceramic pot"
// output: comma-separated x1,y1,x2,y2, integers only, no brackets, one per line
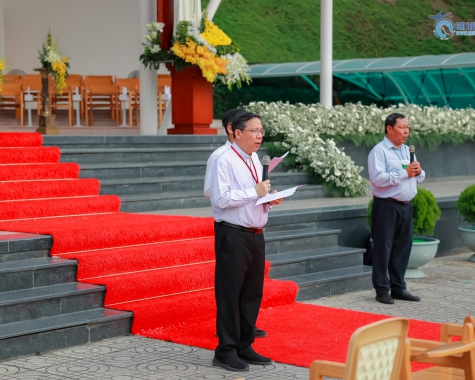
405,237,440,279
458,226,475,262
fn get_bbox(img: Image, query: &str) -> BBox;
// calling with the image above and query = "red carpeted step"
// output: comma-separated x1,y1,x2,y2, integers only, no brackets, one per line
0,132,42,147
0,179,100,201
0,195,121,221
0,213,215,254
0,147,61,164
0,163,80,181
58,237,216,279
113,278,298,332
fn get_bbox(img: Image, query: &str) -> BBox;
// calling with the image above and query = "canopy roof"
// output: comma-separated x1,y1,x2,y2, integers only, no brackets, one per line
249,53,475,109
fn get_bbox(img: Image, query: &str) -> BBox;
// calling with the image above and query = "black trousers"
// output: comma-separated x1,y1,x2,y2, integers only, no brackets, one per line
371,197,413,296
214,222,265,359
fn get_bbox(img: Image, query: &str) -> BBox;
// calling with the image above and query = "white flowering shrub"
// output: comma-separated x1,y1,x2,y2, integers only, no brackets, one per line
245,101,475,197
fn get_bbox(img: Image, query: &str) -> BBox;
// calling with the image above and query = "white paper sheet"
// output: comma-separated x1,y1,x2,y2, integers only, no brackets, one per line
255,185,304,206
268,151,289,173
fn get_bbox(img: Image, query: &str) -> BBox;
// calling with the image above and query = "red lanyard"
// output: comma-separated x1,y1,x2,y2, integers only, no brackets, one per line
232,146,259,184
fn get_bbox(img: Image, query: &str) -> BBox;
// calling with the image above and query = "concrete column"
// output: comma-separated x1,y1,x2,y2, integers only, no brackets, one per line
0,0,5,57
139,0,158,135
320,0,333,106
206,0,222,21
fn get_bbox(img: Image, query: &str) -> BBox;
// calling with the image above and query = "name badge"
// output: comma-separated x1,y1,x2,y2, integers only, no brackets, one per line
401,159,410,169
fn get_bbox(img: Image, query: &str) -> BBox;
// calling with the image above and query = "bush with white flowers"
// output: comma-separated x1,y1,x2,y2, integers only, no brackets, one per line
245,101,475,197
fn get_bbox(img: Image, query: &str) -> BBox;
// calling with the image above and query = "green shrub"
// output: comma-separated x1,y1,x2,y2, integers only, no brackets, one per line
367,188,441,236
456,184,475,225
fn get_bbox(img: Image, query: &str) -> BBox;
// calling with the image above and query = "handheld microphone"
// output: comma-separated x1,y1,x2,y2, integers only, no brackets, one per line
409,145,415,163
262,155,270,181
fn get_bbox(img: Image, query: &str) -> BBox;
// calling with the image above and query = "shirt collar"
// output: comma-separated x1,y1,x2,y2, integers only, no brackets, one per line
231,142,252,160
383,136,404,151
225,140,232,148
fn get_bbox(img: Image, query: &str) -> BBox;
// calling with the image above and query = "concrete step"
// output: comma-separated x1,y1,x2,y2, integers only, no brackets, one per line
265,227,340,255
284,266,373,300
0,282,105,325
0,233,52,263
100,172,309,196
60,147,216,164
268,246,366,279
0,257,77,292
0,308,132,361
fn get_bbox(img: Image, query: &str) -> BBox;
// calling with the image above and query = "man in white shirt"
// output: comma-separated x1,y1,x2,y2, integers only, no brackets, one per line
204,108,244,199
209,111,282,372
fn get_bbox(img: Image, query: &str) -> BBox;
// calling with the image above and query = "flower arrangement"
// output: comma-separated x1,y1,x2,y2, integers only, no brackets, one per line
245,101,475,197
140,15,251,89
38,30,69,94
0,56,7,95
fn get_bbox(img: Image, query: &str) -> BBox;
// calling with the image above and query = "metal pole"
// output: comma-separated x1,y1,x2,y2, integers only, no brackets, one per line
320,0,333,106
139,0,158,135
206,0,222,21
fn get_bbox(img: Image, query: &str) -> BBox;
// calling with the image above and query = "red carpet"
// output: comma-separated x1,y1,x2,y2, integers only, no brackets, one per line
0,132,440,369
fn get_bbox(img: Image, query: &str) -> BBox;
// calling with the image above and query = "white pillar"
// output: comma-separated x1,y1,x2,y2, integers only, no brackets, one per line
0,0,5,57
139,0,158,135
206,0,222,21
320,0,333,106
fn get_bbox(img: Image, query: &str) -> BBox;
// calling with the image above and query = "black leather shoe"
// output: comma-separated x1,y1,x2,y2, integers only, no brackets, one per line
375,293,394,304
255,327,267,338
212,356,249,372
215,327,267,338
391,290,421,302
238,346,273,365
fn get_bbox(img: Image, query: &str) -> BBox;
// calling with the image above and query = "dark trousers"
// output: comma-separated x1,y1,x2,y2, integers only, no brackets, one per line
371,197,413,296
214,222,265,359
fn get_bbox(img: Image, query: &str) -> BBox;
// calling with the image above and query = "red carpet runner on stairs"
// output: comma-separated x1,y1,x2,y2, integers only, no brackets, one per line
0,132,439,368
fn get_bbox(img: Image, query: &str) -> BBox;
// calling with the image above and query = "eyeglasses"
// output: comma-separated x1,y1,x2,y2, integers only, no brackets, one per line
242,129,265,136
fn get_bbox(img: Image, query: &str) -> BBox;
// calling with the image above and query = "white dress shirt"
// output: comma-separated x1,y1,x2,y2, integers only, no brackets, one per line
204,140,232,199
210,142,270,228
368,136,425,202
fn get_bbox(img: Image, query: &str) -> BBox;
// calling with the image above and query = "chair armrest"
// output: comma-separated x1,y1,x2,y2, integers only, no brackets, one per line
411,339,475,360
440,323,463,342
309,360,345,380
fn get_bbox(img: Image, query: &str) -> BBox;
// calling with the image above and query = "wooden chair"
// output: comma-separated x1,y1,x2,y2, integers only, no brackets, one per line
405,318,475,380
84,85,119,126
440,316,475,343
51,86,74,126
20,74,42,123
0,83,25,126
116,78,139,126
4,74,21,84
309,318,409,380
81,75,115,120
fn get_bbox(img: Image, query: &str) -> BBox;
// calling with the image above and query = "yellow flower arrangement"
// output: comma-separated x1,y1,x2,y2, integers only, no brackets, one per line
172,39,228,82
200,18,231,46
39,31,70,94
0,56,6,94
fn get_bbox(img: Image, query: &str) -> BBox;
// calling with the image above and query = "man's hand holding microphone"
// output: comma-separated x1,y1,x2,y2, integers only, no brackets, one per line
255,156,283,205
405,145,422,178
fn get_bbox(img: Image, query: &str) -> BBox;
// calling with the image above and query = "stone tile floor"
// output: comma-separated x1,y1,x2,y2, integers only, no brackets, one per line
0,251,473,379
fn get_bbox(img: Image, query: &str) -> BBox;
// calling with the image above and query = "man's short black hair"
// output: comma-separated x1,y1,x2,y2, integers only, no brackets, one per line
222,109,245,131
231,112,261,137
385,113,406,134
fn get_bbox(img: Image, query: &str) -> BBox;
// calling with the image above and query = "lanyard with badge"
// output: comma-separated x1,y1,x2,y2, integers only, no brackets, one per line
231,146,259,184
393,147,410,169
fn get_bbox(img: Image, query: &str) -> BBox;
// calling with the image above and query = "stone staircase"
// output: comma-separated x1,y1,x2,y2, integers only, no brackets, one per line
0,232,132,361
43,135,373,300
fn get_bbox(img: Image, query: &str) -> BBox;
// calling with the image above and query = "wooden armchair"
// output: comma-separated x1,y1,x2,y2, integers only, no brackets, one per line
406,318,475,380
309,318,409,380
0,83,25,126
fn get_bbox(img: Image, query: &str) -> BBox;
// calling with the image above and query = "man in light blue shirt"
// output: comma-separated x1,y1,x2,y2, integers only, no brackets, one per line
368,112,425,305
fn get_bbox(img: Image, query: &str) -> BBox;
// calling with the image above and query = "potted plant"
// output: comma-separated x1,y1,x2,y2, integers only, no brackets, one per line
456,184,475,262
366,188,442,278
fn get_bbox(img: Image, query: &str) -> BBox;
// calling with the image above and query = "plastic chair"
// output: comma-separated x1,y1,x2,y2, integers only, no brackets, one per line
0,83,25,126
309,318,409,380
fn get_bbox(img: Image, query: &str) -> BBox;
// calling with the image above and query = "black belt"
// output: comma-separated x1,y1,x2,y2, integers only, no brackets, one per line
219,221,263,234
375,196,411,206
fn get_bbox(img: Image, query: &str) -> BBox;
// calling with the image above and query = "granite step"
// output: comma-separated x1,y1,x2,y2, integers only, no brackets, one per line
268,246,366,279
283,266,373,300
0,308,132,361
0,233,52,263
0,257,77,292
0,282,105,325
265,227,340,255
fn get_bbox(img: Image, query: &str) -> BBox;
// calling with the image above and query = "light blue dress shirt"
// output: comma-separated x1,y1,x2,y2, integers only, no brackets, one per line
368,136,425,202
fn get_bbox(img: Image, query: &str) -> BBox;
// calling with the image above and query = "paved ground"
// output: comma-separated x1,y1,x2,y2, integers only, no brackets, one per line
0,251,473,380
